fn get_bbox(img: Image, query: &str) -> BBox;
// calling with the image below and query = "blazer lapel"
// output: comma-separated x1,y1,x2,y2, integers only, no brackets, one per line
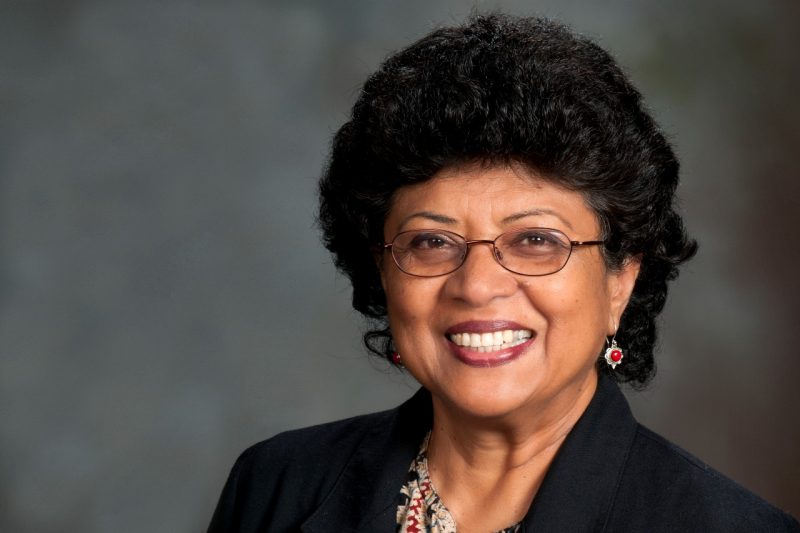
301,388,432,533
521,375,638,532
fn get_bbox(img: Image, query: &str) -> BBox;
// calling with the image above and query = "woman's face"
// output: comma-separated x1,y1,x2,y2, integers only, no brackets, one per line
380,165,640,421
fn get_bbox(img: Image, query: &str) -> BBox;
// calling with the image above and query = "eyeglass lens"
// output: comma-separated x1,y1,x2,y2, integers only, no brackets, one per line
389,228,579,277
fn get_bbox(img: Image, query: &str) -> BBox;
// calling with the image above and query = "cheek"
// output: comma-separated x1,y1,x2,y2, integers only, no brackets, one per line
519,276,584,316
523,269,611,342
385,275,413,317
384,274,440,332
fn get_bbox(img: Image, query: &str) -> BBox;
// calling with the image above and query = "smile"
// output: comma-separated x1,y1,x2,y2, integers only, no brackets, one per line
444,321,535,367
448,330,533,353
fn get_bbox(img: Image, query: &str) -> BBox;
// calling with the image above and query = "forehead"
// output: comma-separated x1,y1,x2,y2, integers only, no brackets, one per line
385,164,599,235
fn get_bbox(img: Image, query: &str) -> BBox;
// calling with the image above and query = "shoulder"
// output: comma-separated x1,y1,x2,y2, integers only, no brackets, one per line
242,406,397,472
608,424,799,532
208,407,397,533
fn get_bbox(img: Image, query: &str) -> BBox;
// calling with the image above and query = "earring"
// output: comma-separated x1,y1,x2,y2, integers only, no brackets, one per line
391,351,403,366
604,336,623,369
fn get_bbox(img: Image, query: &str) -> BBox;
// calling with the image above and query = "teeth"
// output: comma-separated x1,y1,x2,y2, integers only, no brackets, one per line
448,329,532,349
470,333,480,348
481,332,493,346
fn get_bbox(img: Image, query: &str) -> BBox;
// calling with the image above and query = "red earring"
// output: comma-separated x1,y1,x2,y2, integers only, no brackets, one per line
391,351,402,366
604,336,623,369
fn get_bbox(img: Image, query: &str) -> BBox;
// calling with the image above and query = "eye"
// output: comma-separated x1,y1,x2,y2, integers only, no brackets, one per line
407,231,459,250
505,229,568,255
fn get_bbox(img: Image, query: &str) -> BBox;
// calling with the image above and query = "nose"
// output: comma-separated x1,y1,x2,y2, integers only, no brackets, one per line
443,240,518,306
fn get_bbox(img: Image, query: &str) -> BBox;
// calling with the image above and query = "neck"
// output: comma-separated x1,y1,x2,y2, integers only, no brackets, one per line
425,372,599,530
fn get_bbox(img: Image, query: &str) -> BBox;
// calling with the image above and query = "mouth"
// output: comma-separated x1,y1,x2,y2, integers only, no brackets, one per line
445,321,535,367
448,329,533,353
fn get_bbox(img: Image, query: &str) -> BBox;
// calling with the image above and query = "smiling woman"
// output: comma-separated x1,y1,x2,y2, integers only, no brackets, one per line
208,13,799,532
380,166,638,430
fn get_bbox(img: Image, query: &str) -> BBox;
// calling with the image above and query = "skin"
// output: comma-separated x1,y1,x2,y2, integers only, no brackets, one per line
380,164,640,532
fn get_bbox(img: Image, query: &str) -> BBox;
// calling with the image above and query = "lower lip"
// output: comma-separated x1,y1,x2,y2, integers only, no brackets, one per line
448,337,534,368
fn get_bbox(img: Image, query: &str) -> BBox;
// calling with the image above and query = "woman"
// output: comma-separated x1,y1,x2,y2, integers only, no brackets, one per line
209,14,798,532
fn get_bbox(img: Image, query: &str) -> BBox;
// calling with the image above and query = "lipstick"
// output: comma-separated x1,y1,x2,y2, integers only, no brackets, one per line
445,321,534,367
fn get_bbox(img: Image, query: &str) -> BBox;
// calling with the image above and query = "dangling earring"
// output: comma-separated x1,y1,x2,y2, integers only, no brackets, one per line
391,351,403,366
604,335,623,369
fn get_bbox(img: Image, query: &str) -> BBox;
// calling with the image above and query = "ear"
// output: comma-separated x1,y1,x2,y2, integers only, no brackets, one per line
606,256,641,335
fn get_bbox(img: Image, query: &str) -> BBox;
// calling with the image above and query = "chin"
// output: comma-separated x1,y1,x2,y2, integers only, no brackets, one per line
431,370,546,421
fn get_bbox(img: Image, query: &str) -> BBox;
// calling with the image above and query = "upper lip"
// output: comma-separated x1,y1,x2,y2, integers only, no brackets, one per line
445,320,531,335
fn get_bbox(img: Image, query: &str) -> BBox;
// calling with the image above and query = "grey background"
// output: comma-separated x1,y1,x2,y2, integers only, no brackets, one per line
1,0,798,531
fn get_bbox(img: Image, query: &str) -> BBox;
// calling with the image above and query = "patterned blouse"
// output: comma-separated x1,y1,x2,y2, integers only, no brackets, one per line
396,433,522,533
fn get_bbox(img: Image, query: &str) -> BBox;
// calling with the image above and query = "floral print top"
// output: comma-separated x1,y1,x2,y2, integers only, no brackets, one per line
396,433,522,533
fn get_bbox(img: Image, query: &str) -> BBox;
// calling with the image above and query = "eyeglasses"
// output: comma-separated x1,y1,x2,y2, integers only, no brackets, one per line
382,228,604,277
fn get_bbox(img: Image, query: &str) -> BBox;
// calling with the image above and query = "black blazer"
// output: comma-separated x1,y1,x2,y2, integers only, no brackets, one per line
209,375,799,532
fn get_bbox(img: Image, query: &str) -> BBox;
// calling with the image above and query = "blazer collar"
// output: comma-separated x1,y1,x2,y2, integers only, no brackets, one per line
302,375,636,532
520,374,637,531
302,388,431,532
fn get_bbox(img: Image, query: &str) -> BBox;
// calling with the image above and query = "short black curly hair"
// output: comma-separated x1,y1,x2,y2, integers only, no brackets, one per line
318,13,696,387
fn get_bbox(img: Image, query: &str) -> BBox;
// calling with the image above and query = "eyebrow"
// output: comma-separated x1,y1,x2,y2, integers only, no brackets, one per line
502,208,574,231
398,208,575,231
398,211,458,230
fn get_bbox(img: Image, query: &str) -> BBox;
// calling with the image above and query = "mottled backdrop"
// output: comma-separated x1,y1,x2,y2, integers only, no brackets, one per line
1,1,798,531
